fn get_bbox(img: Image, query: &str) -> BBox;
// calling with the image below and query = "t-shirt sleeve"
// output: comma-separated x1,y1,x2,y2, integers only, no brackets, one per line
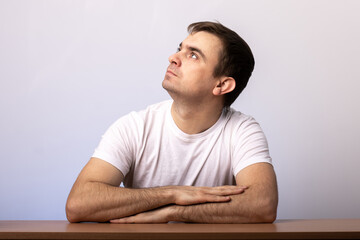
232,115,272,176
92,112,141,177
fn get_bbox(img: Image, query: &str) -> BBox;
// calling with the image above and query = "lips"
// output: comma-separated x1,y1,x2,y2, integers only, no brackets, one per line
166,68,178,77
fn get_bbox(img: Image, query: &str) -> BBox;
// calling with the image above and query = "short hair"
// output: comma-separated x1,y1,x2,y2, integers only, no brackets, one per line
188,21,255,107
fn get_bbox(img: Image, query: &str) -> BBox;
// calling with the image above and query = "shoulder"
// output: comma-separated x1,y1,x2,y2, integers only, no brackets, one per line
108,100,172,133
135,100,172,123
140,100,172,115
225,107,259,129
113,100,172,123
223,107,266,140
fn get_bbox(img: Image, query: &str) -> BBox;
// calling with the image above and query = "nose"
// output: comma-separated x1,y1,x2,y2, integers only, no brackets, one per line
168,52,181,67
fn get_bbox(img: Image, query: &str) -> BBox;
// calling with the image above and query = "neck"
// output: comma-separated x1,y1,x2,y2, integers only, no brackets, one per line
171,99,224,134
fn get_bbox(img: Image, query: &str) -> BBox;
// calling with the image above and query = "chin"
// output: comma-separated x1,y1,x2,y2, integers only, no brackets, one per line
162,79,174,92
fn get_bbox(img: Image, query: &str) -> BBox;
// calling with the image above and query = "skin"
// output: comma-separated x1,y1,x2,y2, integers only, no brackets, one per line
66,31,278,223
163,32,235,134
66,158,247,222
110,162,277,223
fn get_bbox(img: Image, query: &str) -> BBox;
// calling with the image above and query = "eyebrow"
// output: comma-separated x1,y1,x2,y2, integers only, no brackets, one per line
179,42,207,61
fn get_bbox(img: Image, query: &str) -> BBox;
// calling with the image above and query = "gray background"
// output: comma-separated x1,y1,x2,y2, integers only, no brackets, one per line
1,0,359,220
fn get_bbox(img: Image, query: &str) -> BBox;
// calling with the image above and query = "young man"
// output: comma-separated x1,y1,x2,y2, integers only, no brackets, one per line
66,21,278,223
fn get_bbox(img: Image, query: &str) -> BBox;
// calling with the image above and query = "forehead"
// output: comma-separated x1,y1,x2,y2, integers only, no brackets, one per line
182,31,223,60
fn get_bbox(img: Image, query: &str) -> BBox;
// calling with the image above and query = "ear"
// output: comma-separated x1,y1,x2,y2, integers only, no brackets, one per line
212,77,236,96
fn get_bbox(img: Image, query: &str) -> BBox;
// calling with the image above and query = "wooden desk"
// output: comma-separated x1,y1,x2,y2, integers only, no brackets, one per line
0,219,359,239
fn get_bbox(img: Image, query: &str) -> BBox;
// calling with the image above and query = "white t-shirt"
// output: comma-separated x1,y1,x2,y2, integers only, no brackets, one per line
92,100,272,188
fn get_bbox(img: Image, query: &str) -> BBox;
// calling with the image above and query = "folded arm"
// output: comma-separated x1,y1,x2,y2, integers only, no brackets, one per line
172,162,278,223
65,157,246,223
111,162,278,223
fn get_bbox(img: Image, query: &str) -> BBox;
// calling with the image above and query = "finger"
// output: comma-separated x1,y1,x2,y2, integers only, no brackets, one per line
205,187,246,196
213,185,248,191
110,216,135,224
203,195,232,203
110,218,126,223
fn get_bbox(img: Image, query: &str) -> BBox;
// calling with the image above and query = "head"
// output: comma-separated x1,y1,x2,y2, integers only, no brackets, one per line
163,30,228,107
187,21,255,107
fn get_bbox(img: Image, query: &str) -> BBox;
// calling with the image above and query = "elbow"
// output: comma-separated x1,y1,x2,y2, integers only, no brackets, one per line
249,197,278,223
250,207,277,224
261,207,277,223
258,198,278,223
65,197,83,223
66,193,108,223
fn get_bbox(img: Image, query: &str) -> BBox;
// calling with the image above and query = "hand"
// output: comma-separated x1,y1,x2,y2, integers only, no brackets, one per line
110,186,248,224
172,185,248,206
110,206,172,224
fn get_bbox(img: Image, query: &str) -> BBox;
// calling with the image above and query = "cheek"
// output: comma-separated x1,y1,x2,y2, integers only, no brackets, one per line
183,64,210,81
181,62,217,91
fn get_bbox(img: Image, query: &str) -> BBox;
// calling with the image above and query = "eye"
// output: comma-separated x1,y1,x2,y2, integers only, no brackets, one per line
177,47,181,52
190,52,198,59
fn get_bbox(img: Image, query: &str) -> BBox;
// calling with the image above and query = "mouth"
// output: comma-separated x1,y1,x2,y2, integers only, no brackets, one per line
166,69,177,77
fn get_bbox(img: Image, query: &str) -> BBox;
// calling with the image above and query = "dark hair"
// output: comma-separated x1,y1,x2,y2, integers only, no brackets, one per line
188,21,255,107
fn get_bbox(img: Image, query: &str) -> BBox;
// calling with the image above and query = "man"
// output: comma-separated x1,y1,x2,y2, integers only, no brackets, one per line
66,21,278,223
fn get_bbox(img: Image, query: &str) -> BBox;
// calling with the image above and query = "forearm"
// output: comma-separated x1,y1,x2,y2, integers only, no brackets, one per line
170,186,277,223
66,182,174,222
111,184,277,224
66,183,245,223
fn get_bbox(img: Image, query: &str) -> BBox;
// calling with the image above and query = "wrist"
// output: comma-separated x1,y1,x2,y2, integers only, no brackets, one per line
166,205,184,222
161,186,178,204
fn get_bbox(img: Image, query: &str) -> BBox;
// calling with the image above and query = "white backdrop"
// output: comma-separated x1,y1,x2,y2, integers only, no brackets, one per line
1,0,359,220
